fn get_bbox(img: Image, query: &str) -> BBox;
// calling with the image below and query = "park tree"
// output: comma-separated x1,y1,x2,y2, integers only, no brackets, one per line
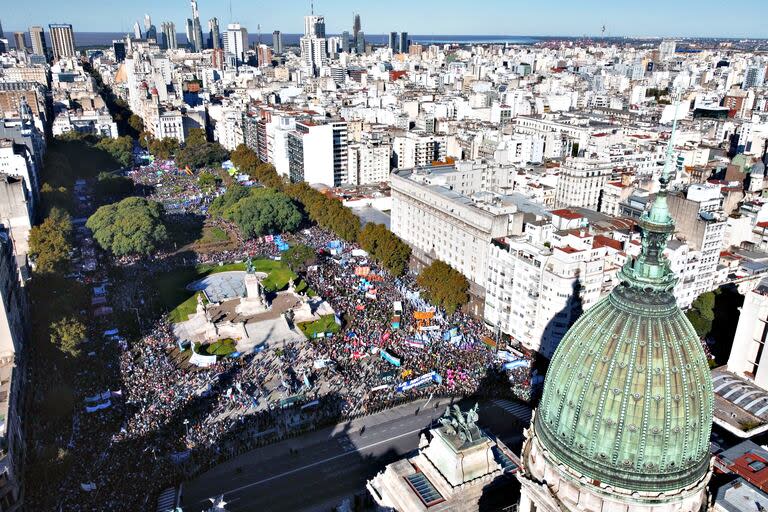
225,189,302,239
358,223,411,277
176,141,228,170
86,197,168,256
40,183,73,215
128,114,144,134
209,182,251,218
29,208,73,274
49,317,87,358
197,171,219,193
186,127,207,147
138,131,154,149
148,137,180,160
284,244,317,272
230,144,260,172
686,291,716,338
93,172,135,204
95,135,134,167
417,260,470,315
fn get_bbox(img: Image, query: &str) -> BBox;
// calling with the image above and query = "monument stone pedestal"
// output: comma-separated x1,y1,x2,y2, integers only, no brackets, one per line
422,428,500,487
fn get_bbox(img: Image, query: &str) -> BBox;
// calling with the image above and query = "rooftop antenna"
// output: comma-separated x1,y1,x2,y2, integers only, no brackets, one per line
311,0,314,15
229,0,233,23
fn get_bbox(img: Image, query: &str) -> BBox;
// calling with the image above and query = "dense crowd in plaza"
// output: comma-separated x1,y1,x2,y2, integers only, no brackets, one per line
47,158,534,511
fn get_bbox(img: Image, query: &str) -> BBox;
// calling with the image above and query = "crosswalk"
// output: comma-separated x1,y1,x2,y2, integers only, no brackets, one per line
490,399,533,423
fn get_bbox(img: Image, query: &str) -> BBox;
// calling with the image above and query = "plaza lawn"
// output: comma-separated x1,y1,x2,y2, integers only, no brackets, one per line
192,225,236,253
298,314,340,339
160,259,299,323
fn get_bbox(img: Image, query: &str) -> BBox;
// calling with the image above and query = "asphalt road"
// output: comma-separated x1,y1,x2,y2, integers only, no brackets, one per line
182,398,529,512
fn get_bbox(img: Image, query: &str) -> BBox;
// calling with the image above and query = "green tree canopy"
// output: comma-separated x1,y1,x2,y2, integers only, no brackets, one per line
686,291,716,338
230,144,260,172
283,244,317,272
128,114,144,134
197,171,219,193
29,208,73,274
186,127,207,147
358,223,411,277
209,182,251,218
148,137,180,160
225,189,302,239
417,260,469,315
40,183,73,215
86,197,168,256
176,142,228,170
95,136,134,167
49,317,87,358
93,172,135,204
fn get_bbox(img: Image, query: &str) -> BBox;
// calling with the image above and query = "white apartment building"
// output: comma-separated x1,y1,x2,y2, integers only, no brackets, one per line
484,222,614,358
393,132,447,169
728,278,768,388
154,109,185,144
222,23,248,65
668,186,727,300
215,109,244,151
390,167,524,301
0,140,37,212
52,110,119,139
288,120,348,187
265,115,296,179
554,157,613,210
347,141,391,185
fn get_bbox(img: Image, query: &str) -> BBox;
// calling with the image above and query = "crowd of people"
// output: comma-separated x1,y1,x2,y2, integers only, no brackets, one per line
45,161,535,510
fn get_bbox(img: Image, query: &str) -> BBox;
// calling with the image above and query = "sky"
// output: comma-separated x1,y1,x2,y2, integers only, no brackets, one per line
3,0,767,38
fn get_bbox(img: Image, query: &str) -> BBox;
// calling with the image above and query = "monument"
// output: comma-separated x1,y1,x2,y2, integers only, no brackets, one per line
367,404,519,511
173,261,335,354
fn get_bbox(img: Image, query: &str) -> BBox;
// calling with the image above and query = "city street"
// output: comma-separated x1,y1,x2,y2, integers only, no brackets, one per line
183,398,530,511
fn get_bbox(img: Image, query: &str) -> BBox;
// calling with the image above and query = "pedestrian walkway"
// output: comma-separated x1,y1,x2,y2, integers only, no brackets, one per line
490,399,532,423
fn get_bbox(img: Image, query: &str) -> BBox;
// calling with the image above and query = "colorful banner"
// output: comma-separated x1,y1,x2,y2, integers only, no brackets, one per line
396,371,442,392
380,349,402,367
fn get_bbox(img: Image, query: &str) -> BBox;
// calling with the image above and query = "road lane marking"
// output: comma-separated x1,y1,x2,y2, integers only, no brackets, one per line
212,426,425,499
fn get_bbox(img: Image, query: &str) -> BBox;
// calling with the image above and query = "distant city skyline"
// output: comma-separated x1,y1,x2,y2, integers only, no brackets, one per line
3,0,768,39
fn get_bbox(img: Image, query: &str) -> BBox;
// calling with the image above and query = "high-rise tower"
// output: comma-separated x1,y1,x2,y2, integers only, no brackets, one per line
190,0,204,52
48,24,75,61
208,18,220,49
28,26,47,58
353,13,361,40
517,111,714,512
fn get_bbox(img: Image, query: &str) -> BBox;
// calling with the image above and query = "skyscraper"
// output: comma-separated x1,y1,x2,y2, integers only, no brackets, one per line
399,32,409,54
356,31,365,54
112,40,126,62
48,24,75,61
388,32,398,53
222,23,248,65
133,21,142,40
208,18,220,49
161,22,177,50
518,114,714,512
353,13,361,40
145,14,157,42
272,31,283,54
12,33,27,52
185,19,194,48
341,31,350,53
28,27,47,58
190,0,204,52
304,15,326,38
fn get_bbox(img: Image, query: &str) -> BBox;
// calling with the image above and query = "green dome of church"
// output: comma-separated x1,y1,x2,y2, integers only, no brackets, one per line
534,122,714,493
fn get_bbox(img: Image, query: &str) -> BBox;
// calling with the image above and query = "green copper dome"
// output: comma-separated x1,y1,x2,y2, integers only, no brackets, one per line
534,115,714,493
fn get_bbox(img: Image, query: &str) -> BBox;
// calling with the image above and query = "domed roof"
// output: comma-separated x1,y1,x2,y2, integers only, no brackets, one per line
534,117,714,493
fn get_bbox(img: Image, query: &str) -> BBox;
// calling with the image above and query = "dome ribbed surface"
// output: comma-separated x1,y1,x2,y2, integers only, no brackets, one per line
535,284,714,492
